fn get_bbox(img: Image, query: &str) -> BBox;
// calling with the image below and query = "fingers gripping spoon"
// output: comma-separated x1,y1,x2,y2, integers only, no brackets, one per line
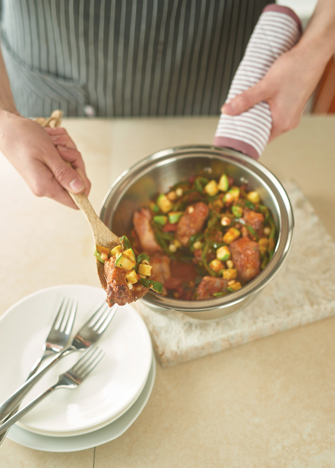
35,111,120,290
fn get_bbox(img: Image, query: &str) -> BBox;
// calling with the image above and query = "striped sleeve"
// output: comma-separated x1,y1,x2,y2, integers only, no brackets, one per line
214,5,302,159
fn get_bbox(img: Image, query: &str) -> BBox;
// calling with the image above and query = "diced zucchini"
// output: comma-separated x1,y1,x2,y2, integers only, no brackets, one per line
138,264,152,276
111,245,122,257
136,253,151,264
150,202,160,213
119,235,132,250
96,245,110,256
231,205,243,218
126,270,138,284
224,187,240,203
222,227,241,244
218,174,229,192
168,211,183,224
216,246,231,262
204,180,219,196
222,269,237,280
153,215,168,226
115,254,136,271
247,191,260,204
156,194,172,213
139,277,163,293
123,248,136,262
227,281,242,292
209,259,224,272
94,250,105,264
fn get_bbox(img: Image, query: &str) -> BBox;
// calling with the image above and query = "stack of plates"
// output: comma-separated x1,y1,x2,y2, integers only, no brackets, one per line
0,285,155,452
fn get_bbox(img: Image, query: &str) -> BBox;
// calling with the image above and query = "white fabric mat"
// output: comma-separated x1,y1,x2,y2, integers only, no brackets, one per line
138,180,335,367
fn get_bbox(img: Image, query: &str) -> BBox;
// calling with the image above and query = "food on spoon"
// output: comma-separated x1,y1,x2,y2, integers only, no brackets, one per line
94,235,163,307
130,172,277,300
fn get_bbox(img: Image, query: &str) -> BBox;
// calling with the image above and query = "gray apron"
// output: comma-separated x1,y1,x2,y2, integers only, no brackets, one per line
0,0,273,117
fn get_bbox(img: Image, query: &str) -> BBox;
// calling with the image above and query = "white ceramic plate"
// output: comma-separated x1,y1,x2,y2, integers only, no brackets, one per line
7,355,156,452
0,285,152,437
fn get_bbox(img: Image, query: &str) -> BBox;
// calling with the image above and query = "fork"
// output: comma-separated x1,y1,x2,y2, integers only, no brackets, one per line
28,298,78,377
0,298,77,445
0,346,105,436
0,301,117,423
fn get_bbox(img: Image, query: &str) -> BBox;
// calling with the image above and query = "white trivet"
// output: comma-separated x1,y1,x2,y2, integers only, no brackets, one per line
137,180,335,367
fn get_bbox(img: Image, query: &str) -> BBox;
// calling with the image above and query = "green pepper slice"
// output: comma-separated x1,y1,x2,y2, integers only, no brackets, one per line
139,277,163,293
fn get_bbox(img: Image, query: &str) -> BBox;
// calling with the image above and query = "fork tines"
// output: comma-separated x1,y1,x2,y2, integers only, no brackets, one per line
70,347,105,380
53,298,77,334
86,302,117,333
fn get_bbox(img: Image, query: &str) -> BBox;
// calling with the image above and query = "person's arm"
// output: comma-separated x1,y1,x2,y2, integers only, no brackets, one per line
221,0,335,141
0,44,91,209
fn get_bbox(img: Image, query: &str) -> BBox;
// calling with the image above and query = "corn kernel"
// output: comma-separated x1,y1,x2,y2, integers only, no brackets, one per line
216,246,231,261
169,243,177,252
176,188,183,197
223,268,237,280
188,206,194,214
228,280,236,287
264,227,271,236
247,191,260,203
100,252,109,261
204,180,219,196
174,239,182,248
210,259,224,272
221,216,232,227
222,227,240,244
167,191,177,201
193,241,202,250
226,260,234,269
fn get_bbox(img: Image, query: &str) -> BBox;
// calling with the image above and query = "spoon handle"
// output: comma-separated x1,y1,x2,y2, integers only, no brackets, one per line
69,192,119,246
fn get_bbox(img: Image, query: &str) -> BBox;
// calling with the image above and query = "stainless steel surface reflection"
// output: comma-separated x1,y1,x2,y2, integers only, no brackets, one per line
100,145,294,320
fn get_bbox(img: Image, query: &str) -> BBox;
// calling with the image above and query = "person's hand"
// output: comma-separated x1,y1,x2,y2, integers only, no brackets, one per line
0,110,91,209
220,44,326,141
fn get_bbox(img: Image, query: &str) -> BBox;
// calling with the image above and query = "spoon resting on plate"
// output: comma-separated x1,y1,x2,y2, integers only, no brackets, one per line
35,111,161,304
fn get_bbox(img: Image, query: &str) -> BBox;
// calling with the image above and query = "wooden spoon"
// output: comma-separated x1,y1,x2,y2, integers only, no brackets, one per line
35,110,120,290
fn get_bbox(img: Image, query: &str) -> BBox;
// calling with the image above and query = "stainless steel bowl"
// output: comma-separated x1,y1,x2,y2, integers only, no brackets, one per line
100,145,294,320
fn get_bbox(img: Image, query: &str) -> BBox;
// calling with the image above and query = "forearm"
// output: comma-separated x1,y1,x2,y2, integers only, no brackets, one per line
295,0,335,68
0,42,19,114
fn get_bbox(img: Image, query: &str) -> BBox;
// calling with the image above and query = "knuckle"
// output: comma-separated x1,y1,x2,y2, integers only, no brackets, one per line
53,165,72,184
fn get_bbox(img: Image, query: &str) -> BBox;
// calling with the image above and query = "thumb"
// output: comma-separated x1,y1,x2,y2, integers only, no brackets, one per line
221,81,267,115
47,153,86,194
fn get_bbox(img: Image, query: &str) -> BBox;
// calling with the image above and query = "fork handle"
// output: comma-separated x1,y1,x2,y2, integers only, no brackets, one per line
0,386,58,436
0,349,68,422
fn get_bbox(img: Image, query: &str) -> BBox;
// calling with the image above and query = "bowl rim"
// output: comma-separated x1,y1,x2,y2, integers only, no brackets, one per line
100,144,294,313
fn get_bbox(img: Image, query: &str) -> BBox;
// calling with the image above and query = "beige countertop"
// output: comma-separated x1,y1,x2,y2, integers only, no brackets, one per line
1,115,335,467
